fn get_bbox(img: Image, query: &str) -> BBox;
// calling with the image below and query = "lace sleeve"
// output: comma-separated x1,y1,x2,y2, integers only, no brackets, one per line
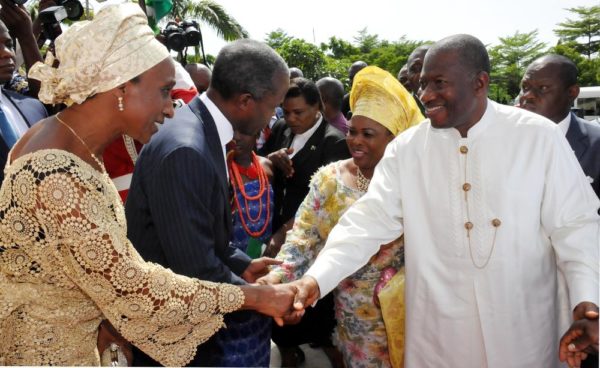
23,151,244,366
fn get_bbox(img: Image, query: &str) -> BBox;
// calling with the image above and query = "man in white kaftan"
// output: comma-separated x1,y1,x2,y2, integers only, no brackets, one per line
292,35,600,368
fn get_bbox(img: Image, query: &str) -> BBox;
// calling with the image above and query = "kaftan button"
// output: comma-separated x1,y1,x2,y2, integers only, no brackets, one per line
464,221,473,230
492,218,502,227
462,183,471,191
459,146,468,154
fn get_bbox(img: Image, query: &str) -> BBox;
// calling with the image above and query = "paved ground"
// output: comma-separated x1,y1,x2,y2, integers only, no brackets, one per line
269,342,332,367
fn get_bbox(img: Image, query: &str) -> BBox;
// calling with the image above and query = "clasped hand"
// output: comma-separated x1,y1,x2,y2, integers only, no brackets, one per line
255,274,321,325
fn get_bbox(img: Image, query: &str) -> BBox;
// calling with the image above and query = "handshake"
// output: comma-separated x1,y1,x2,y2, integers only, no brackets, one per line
240,274,320,326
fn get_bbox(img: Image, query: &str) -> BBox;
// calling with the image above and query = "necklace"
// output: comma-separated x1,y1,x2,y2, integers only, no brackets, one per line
122,135,139,164
460,145,501,269
356,168,370,192
55,113,107,174
234,161,259,180
227,151,271,238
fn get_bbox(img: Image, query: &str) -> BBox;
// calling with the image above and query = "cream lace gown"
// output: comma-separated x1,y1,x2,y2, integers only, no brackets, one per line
0,149,244,366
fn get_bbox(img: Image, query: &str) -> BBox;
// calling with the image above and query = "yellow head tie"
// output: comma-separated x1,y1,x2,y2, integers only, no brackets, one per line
350,66,424,136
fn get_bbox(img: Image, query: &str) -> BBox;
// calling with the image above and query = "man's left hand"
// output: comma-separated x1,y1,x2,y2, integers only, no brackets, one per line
559,302,599,368
242,257,283,283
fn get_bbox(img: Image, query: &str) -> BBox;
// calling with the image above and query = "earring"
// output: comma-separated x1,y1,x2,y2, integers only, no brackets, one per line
118,97,124,112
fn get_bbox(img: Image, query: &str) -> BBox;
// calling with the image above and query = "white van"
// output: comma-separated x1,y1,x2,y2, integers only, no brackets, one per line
574,86,600,122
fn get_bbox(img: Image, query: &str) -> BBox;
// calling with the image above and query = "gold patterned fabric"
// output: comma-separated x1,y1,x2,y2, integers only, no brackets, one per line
350,66,425,136
29,3,170,106
0,149,244,366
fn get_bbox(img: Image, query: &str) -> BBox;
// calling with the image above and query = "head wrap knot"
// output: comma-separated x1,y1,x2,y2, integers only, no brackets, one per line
29,3,170,106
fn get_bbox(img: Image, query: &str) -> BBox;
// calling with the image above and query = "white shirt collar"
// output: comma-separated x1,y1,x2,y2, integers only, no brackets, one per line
289,114,323,158
199,92,233,148
557,113,571,136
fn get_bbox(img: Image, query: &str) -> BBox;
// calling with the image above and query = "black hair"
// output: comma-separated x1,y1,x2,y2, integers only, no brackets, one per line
211,39,289,100
285,77,322,107
535,54,578,87
316,77,344,110
431,34,490,74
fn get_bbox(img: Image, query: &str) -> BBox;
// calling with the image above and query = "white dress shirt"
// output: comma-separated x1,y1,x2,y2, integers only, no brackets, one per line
557,113,571,136
289,115,323,158
306,100,599,367
200,92,233,177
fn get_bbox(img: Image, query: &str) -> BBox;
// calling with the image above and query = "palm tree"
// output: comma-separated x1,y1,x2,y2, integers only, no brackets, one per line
168,0,248,41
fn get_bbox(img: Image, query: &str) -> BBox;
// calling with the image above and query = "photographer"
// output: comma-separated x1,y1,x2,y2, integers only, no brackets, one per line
0,0,43,97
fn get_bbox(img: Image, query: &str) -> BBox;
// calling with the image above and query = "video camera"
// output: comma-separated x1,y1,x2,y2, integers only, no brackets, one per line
38,0,84,42
161,20,202,52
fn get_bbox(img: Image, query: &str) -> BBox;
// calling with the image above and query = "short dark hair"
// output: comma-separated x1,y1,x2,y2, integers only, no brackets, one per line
533,54,578,87
211,39,288,100
286,77,322,107
316,77,344,111
431,34,490,75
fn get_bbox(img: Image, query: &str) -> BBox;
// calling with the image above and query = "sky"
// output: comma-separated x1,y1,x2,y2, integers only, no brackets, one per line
198,0,600,56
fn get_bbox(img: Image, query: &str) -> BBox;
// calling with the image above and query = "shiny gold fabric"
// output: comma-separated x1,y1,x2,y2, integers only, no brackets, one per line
350,66,424,136
29,3,170,106
0,150,244,365
378,268,406,368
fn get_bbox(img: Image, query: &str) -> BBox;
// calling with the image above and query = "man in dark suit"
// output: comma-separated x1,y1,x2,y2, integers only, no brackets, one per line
520,54,599,368
520,54,600,199
125,39,290,366
0,20,46,184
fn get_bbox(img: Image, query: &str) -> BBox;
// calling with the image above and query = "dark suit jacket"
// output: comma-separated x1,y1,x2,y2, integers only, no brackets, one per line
0,89,47,184
126,97,251,285
126,98,255,366
566,113,600,199
259,118,350,231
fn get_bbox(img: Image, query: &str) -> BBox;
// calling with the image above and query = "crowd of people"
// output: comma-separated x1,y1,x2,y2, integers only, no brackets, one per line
0,2,598,368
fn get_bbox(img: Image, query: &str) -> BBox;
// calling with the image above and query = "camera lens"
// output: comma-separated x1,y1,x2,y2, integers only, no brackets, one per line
166,32,186,52
59,0,84,20
10,0,28,5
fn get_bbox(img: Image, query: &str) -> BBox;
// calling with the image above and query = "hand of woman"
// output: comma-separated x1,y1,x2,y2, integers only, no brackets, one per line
268,148,295,178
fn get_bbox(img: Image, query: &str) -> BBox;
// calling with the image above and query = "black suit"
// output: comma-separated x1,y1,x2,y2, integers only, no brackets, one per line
565,114,600,368
565,113,600,200
0,89,47,184
260,118,350,231
126,97,253,366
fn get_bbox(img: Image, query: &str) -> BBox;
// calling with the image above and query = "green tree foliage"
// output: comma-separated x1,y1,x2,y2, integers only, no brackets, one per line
277,39,327,81
265,29,293,50
554,5,600,60
353,27,379,54
320,36,359,60
550,42,600,86
488,30,547,103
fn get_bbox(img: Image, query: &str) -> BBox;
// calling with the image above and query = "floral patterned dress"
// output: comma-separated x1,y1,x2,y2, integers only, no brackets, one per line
0,150,244,366
270,161,404,368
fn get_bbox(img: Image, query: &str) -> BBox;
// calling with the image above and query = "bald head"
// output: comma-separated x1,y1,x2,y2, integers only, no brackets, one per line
289,67,304,79
526,54,578,87
185,63,212,93
316,77,345,118
348,61,368,85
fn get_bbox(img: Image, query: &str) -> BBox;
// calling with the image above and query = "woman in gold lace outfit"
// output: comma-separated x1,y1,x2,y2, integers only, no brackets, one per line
0,4,297,366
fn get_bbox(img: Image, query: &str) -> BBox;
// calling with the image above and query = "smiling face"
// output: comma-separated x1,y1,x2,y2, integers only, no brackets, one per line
418,50,488,136
346,115,394,173
0,23,16,83
120,57,176,143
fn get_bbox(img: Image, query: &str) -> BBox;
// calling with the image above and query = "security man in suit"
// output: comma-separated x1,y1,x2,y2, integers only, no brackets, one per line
520,54,599,368
0,19,46,184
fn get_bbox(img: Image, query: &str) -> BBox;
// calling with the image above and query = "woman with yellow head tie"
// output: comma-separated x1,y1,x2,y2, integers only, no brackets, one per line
260,66,424,367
